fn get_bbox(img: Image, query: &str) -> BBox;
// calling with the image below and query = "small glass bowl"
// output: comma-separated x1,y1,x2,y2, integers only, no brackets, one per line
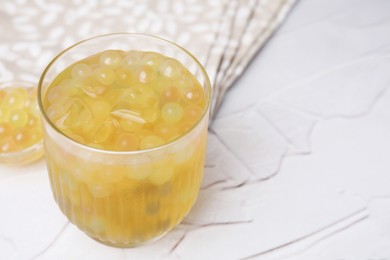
0,81,44,165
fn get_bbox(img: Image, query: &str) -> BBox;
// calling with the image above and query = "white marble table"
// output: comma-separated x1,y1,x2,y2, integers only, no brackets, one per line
2,0,390,259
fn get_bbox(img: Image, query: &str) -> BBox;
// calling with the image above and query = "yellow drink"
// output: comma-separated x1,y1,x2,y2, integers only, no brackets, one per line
39,34,211,247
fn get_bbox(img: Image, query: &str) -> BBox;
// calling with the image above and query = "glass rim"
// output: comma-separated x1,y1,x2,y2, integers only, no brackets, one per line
38,32,212,155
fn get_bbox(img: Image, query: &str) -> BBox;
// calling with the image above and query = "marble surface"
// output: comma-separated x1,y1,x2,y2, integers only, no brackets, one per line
2,0,390,259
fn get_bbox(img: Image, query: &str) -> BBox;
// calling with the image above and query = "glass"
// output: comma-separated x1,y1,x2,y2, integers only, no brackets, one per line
38,33,211,247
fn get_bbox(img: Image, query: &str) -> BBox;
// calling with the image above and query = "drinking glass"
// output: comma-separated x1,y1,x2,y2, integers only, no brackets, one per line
38,33,211,247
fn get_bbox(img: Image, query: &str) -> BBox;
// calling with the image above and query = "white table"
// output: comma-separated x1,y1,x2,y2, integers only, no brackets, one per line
2,0,390,259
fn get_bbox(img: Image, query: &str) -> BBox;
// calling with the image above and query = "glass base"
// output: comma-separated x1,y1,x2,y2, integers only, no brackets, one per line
89,230,169,248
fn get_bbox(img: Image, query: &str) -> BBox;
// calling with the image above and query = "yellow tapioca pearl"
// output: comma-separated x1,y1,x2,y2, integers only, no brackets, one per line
142,109,159,123
9,109,28,127
126,163,153,180
47,103,68,121
71,63,93,79
115,133,139,151
59,79,84,97
13,128,40,147
120,117,143,132
81,81,108,99
94,66,116,85
122,51,142,68
93,120,115,143
149,159,174,185
99,50,122,68
0,138,19,153
140,135,164,150
97,166,125,183
138,66,156,84
161,102,184,123
178,121,195,134
174,146,194,164
182,86,204,105
88,100,111,121
88,181,112,198
143,52,163,67
184,104,203,122
160,58,182,78
4,90,25,109
0,123,11,139
115,68,133,86
153,122,179,141
47,86,65,104
28,99,40,119
0,106,10,123
160,86,180,103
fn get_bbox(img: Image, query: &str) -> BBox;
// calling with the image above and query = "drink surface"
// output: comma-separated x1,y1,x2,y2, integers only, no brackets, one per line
44,50,206,151
0,87,42,154
42,50,208,247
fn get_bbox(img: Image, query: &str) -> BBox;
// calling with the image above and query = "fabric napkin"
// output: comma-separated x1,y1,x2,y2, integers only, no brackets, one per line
0,0,296,119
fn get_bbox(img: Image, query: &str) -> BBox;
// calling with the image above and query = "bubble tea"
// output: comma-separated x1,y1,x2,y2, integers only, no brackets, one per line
38,34,211,247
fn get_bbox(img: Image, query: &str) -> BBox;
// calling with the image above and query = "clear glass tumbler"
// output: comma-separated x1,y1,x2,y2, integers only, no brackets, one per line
38,33,211,247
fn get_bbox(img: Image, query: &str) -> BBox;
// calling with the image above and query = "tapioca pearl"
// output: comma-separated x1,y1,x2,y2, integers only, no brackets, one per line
46,103,68,121
60,79,84,96
13,129,31,146
0,123,11,139
29,128,43,144
182,86,204,105
93,121,115,143
160,58,182,78
153,122,179,141
4,90,25,109
125,164,153,180
115,133,139,151
81,83,108,99
94,66,116,85
115,68,133,86
29,99,40,119
138,66,156,84
88,216,107,234
142,109,159,123
122,51,142,68
178,121,194,134
174,147,194,164
138,129,153,140
0,138,18,153
89,100,111,121
143,52,163,67
120,117,143,132
184,104,203,122
88,181,112,198
9,109,28,127
47,86,64,104
145,201,160,216
160,86,180,103
161,102,183,123
71,63,93,79
149,162,174,185
98,166,125,183
0,106,10,123
140,135,164,150
99,50,122,68
71,166,94,182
